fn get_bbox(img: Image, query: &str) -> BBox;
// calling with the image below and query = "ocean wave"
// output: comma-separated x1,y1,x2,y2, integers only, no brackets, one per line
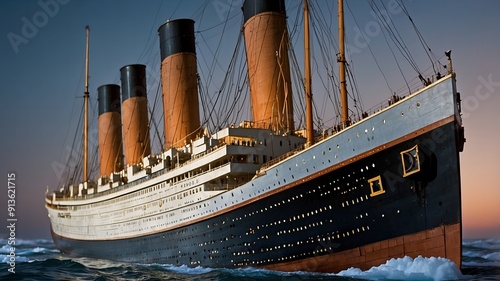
0,245,58,257
462,250,500,260
462,250,484,259
18,247,59,255
484,252,500,261
154,264,214,275
219,266,325,279
0,238,54,247
147,256,466,281
1,254,30,263
463,261,500,268
463,238,500,250
71,257,130,269
0,244,10,254
146,264,331,281
0,238,498,280
336,256,464,281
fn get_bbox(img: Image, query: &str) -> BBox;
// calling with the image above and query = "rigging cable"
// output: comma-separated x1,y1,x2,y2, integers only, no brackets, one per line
369,1,422,79
288,41,306,129
67,103,83,186
396,0,439,75
58,60,85,187
196,1,236,129
345,0,394,95
310,0,341,126
220,35,249,127
198,21,245,130
137,0,163,63
367,0,411,94
89,92,99,180
148,78,164,151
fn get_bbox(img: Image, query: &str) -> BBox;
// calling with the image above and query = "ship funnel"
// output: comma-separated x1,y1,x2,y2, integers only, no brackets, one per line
120,64,151,165
242,0,294,132
158,19,201,149
97,84,123,176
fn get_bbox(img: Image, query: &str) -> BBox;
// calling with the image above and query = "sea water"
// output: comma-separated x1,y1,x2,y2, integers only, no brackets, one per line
0,238,498,280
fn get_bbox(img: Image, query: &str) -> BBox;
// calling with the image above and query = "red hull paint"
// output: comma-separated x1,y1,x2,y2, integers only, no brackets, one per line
263,223,462,273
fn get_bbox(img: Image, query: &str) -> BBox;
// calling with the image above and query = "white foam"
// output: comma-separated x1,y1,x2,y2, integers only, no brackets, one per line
17,246,48,255
337,256,464,281
11,239,53,247
158,264,213,275
1,254,30,263
72,257,128,269
221,266,319,278
0,244,10,254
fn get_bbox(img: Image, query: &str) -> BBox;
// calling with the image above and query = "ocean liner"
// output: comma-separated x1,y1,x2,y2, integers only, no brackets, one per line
45,0,465,273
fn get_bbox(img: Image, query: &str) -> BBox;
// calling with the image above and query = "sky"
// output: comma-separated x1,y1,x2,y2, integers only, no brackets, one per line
0,0,499,241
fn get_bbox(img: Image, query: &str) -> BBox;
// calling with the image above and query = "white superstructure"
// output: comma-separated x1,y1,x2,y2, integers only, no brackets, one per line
47,124,305,240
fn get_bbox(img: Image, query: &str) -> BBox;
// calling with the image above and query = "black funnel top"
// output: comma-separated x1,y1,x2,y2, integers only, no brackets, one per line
98,84,121,115
243,0,286,23
158,19,196,61
120,64,147,101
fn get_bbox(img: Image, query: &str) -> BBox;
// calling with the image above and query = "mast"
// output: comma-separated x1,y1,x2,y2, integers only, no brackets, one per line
83,26,90,182
304,0,314,145
338,0,348,126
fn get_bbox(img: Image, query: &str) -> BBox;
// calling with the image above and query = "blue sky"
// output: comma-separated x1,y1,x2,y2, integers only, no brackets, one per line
1,0,499,240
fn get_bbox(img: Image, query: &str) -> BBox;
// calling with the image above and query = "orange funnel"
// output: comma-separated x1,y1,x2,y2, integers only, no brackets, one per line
158,19,201,149
242,0,294,132
97,84,123,177
120,64,151,165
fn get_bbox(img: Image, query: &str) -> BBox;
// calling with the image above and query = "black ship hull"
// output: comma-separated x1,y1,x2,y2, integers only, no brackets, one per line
52,120,462,272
